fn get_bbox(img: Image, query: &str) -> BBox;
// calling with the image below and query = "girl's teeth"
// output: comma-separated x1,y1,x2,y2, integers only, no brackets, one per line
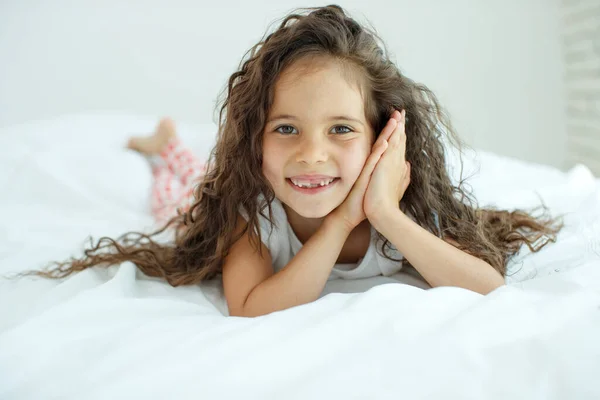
291,178,335,188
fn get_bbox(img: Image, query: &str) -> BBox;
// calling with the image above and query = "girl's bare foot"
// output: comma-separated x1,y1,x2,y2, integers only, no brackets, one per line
127,117,178,155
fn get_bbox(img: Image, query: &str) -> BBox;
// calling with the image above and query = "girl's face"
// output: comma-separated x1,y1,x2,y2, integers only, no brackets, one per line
262,58,374,219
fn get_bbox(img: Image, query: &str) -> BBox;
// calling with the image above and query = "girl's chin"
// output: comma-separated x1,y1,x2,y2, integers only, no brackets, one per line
284,201,338,220
297,210,331,219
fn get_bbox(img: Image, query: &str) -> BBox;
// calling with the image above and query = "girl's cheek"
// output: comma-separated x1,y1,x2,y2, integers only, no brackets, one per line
262,143,286,184
340,142,370,181
262,158,278,184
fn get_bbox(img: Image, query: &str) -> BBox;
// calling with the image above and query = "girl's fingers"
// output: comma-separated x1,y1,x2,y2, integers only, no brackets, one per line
401,161,411,191
389,110,406,146
355,139,388,191
374,109,407,149
374,118,396,149
365,139,388,177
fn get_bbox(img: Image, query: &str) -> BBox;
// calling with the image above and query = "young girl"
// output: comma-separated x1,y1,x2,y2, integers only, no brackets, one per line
22,5,561,317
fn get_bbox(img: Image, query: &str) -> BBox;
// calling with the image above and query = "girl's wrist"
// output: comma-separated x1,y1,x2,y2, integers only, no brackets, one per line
324,212,358,236
367,206,403,232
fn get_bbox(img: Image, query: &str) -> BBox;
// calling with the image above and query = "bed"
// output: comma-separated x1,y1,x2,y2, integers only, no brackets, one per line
1,114,599,399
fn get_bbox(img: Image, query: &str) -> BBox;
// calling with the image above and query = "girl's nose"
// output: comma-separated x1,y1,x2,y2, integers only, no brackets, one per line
295,136,328,165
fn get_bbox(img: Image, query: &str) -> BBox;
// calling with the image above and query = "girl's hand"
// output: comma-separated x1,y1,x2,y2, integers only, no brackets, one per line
364,109,411,222
327,117,398,233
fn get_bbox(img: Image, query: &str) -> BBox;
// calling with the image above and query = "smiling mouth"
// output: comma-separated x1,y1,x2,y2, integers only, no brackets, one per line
286,178,340,193
288,177,339,188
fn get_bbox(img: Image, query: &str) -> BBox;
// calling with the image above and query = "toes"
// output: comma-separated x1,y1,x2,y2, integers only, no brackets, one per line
158,117,176,132
157,117,177,138
126,137,148,153
126,138,137,149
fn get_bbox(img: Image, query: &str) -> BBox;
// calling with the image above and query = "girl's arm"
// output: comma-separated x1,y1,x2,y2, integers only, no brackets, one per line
369,209,505,295
364,110,503,295
223,215,352,318
224,118,394,317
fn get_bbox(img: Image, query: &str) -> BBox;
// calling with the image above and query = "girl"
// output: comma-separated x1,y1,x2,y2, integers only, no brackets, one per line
21,5,561,317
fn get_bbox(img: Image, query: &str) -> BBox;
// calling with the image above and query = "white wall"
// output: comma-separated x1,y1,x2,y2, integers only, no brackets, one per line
0,0,567,168
561,0,600,176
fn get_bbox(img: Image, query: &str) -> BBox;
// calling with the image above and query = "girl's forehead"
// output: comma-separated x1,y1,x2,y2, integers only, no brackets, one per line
276,56,364,92
270,57,368,120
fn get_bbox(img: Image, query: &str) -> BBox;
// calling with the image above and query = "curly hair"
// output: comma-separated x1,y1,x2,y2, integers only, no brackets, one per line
12,5,562,285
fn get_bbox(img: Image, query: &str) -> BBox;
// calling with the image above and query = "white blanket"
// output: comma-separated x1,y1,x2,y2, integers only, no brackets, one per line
1,114,599,400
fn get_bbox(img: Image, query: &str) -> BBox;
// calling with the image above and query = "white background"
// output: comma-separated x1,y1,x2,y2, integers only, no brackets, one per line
0,0,566,167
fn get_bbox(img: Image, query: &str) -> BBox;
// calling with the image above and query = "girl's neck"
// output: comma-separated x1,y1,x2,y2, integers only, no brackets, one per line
282,204,321,243
283,203,370,245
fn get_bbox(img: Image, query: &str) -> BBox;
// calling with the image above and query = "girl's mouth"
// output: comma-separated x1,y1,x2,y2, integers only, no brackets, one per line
286,178,340,194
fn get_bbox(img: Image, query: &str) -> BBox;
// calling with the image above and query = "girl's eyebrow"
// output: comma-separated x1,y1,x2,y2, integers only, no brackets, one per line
267,114,365,127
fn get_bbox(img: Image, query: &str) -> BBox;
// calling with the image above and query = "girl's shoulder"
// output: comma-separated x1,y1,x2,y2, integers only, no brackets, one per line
238,194,286,225
238,194,289,258
257,194,288,233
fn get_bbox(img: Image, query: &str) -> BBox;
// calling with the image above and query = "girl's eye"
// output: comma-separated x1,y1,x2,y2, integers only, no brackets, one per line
331,125,352,135
275,125,298,135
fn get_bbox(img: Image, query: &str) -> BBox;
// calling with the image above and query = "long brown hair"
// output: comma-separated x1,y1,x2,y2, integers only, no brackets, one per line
11,5,562,285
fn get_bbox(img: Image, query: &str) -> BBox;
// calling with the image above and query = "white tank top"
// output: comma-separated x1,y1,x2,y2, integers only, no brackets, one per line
240,196,439,284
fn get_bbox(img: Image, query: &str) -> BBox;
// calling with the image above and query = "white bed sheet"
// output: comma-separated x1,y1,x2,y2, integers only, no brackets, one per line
1,114,599,400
